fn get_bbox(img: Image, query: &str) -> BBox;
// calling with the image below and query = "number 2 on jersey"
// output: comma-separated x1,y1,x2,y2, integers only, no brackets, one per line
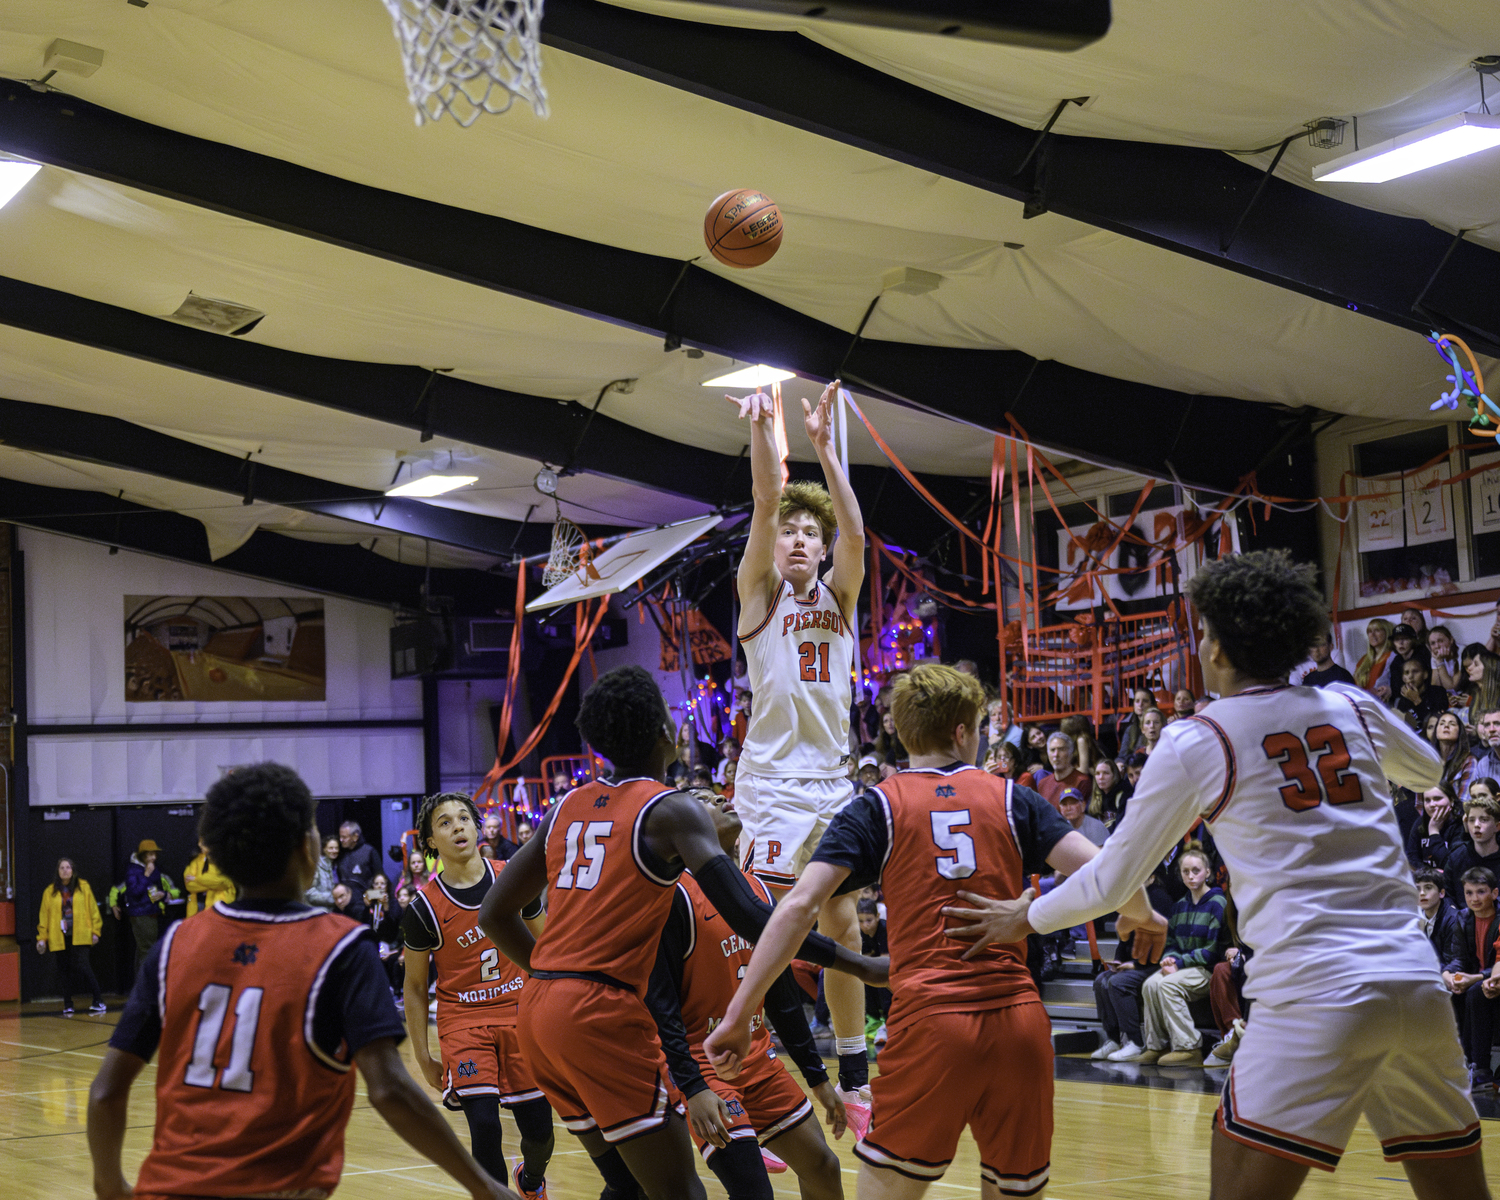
1261,724,1363,812
798,641,831,683
556,820,612,890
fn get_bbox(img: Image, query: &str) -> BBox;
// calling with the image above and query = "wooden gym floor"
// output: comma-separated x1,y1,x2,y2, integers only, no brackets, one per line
4,1002,1498,1199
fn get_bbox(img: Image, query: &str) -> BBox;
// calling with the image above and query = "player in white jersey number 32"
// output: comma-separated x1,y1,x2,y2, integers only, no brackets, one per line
944,549,1489,1200
730,380,872,1124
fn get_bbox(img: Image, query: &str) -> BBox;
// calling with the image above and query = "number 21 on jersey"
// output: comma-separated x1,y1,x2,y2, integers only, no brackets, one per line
1261,724,1363,812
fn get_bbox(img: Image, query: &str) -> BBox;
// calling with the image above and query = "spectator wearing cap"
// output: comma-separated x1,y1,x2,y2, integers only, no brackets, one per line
1057,786,1110,847
1381,624,1431,700
122,839,167,969
1034,732,1090,813
1301,632,1354,688
855,754,881,792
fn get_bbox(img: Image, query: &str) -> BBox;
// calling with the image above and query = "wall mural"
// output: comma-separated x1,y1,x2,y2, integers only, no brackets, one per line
124,596,326,702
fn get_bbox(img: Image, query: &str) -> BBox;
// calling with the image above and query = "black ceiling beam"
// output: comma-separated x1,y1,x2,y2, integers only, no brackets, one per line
0,395,591,559
0,272,731,505
0,477,508,610
539,0,1500,354
0,81,1289,489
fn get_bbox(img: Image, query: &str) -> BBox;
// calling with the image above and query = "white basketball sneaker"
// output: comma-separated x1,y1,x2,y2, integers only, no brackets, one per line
1091,1038,1121,1061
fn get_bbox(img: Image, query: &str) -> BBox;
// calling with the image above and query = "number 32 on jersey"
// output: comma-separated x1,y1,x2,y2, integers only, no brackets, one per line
1261,725,1364,812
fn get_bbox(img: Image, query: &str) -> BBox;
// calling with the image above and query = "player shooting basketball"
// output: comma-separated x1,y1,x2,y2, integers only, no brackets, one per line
729,378,873,1127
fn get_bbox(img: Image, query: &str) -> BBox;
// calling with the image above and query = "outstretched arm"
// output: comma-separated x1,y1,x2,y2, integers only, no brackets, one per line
803,381,864,616
355,1038,517,1200
734,390,785,633
476,814,553,971
702,863,847,1079
88,1048,145,1200
646,794,884,983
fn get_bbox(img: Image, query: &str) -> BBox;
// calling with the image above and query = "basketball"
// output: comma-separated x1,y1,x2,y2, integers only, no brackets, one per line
704,189,783,268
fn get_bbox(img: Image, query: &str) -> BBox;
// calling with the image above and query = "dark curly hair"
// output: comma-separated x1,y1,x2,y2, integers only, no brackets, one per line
199,763,316,889
1186,549,1327,680
417,791,481,854
576,665,669,774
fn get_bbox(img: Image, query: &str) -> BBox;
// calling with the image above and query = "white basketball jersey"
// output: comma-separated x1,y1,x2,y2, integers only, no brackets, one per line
739,579,852,780
1030,682,1444,1006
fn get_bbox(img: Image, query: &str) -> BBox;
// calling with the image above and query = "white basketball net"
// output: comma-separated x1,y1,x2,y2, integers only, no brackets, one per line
382,0,549,127
543,516,586,588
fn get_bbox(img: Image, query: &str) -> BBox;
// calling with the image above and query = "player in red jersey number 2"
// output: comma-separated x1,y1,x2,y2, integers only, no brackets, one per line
86,763,518,1200
403,792,555,1197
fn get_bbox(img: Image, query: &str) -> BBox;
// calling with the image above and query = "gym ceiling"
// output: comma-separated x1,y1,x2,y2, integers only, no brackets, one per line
0,0,1495,606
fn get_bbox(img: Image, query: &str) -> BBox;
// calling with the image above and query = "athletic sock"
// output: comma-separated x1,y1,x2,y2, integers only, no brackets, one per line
706,1138,775,1200
835,1036,868,1092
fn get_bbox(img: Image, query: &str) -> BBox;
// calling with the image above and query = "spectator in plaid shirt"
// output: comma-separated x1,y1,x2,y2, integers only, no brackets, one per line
1119,847,1225,1067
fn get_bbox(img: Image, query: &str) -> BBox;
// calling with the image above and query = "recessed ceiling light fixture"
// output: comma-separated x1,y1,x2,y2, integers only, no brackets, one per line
386,458,478,498
702,364,796,388
1313,111,1500,183
0,158,41,210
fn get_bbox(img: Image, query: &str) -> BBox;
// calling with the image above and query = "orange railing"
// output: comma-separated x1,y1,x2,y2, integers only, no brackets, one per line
1006,603,1196,730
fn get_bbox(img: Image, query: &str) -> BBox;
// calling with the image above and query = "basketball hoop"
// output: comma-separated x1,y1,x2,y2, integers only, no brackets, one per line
381,0,549,127
543,515,586,588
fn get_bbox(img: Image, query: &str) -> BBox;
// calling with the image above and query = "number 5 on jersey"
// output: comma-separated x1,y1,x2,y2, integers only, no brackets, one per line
556,820,612,890
1261,725,1363,812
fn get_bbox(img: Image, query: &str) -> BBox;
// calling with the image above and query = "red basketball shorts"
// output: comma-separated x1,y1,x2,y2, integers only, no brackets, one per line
687,1044,813,1158
440,1017,544,1107
856,1001,1053,1197
518,976,672,1143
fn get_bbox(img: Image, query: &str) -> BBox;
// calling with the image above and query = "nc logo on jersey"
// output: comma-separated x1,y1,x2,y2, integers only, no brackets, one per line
456,1059,478,1079
725,1098,746,1117
232,943,258,966
594,796,608,809
935,785,956,798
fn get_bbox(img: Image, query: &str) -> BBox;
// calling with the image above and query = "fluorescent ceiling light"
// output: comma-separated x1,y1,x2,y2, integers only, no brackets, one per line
385,474,478,498
0,160,41,209
702,365,797,388
1312,112,1500,183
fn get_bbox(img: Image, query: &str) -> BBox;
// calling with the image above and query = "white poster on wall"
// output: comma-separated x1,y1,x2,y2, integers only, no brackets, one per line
1356,475,1404,552
1053,505,1240,613
1405,462,1454,547
1471,451,1500,533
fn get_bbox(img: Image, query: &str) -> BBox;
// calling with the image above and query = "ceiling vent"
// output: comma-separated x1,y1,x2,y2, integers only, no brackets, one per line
164,292,266,336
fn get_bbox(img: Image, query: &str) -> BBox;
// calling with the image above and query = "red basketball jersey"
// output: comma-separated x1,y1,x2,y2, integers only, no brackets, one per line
676,868,774,1060
416,858,526,1037
135,906,364,1199
530,777,681,994
874,767,1035,1031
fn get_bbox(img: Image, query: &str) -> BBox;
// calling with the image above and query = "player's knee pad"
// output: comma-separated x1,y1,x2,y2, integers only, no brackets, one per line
459,1094,504,1141
706,1139,774,1200
509,1096,555,1145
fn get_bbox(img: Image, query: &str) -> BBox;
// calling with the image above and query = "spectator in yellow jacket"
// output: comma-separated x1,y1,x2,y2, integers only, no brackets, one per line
183,840,237,916
36,857,105,1015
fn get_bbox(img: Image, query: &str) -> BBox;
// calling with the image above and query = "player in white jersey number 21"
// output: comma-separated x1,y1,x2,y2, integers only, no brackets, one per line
944,550,1489,1200
731,379,872,1126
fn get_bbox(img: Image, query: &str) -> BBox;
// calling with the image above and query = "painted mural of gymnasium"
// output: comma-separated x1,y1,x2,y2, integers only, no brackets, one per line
124,596,326,702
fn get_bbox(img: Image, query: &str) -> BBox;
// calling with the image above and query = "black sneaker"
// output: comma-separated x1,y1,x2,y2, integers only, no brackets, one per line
89,1002,108,1015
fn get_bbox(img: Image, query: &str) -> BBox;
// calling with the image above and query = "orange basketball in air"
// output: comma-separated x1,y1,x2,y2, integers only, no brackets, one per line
704,189,783,268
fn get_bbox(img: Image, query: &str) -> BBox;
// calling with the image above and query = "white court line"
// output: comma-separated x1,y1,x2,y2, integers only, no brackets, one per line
0,1038,66,1051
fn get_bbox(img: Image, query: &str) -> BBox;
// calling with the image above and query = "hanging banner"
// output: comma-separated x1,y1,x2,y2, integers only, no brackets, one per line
1405,462,1454,547
1053,505,1239,613
1471,451,1500,534
1356,475,1404,552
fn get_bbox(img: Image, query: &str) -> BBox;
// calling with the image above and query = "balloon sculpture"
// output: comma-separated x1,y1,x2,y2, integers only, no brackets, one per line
1428,330,1499,437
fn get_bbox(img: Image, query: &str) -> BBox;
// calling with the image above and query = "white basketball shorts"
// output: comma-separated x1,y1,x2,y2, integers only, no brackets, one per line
733,772,855,889
1217,978,1479,1171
